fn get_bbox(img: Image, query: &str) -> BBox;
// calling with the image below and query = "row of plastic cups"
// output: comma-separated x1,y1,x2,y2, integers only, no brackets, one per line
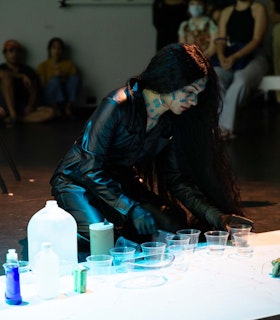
85,237,189,275
85,242,165,275
135,231,201,272
131,230,202,267
204,224,253,256
85,229,202,275
110,242,174,273
167,225,253,257
85,225,253,275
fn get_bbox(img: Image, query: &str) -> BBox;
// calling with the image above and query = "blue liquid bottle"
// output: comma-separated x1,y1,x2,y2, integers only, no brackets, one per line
3,249,22,305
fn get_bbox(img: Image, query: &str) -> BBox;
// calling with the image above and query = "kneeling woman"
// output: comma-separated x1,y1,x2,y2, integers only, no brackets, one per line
50,43,253,246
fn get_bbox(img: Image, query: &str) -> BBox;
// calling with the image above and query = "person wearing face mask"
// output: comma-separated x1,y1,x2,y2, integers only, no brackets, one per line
50,43,253,249
178,0,218,61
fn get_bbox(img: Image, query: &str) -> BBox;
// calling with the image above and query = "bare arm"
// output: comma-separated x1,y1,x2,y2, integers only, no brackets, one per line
204,26,218,59
178,21,188,43
0,70,16,120
215,6,233,65
25,79,37,114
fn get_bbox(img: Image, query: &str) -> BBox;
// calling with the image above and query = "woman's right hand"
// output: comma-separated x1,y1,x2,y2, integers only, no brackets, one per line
131,205,156,235
219,55,233,70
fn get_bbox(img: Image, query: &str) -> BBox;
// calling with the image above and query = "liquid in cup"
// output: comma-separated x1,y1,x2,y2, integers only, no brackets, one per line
228,224,252,245
204,231,229,255
233,232,255,257
109,247,135,273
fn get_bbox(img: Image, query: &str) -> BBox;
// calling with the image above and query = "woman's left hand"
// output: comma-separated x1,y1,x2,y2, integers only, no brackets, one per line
218,214,254,231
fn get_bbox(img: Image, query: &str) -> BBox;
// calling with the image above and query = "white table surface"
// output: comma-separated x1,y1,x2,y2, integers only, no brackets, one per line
1,230,280,320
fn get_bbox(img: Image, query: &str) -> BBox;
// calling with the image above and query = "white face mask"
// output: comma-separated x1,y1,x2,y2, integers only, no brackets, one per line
188,4,204,18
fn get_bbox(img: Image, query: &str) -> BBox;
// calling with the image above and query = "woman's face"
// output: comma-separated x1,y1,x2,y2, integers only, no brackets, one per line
188,0,205,17
162,77,207,115
4,47,21,65
49,41,63,60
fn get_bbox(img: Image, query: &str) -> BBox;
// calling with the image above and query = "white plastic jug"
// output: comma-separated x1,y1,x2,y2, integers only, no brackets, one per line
27,200,78,275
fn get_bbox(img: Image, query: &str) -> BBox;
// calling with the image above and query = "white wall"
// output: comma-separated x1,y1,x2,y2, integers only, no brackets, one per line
0,1,156,104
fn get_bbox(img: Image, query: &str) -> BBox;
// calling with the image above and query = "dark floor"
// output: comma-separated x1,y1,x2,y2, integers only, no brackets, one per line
0,98,280,276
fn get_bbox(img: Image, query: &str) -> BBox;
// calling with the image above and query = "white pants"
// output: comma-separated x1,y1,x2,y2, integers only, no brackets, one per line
214,54,269,132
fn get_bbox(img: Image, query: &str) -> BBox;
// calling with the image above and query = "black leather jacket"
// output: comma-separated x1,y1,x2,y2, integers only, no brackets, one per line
51,81,223,228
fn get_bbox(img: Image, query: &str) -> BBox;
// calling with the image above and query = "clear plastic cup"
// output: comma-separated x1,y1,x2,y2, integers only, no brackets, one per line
176,229,201,251
86,254,113,276
140,242,166,261
109,247,135,273
204,231,229,255
233,232,255,257
228,224,252,245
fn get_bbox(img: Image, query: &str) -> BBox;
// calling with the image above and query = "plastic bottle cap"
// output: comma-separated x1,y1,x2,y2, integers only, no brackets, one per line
6,249,18,262
46,200,58,207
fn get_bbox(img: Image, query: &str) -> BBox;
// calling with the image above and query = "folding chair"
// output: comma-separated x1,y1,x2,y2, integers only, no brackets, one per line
258,75,280,106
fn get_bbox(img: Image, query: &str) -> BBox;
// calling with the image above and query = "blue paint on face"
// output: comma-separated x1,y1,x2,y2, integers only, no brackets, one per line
153,99,161,108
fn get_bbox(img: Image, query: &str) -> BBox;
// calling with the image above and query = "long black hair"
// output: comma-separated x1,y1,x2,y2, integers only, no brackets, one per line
138,43,208,93
135,43,241,215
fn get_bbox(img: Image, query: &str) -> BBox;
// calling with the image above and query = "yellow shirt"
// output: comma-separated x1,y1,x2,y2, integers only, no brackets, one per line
37,59,77,87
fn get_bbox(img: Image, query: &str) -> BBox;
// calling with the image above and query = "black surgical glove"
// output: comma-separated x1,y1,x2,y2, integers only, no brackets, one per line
218,214,254,231
131,205,156,235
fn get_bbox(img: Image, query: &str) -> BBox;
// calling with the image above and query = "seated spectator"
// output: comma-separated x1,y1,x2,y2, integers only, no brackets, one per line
214,0,268,139
178,0,218,61
37,37,79,118
0,40,53,126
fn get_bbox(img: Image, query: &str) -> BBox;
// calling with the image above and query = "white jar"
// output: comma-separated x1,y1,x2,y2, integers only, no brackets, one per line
27,200,78,275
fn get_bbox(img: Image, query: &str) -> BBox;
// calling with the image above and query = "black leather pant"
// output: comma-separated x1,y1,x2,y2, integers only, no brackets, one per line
52,173,188,244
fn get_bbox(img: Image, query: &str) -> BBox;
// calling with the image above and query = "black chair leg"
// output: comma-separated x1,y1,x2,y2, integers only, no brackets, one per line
0,134,21,181
0,132,21,194
0,172,8,194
